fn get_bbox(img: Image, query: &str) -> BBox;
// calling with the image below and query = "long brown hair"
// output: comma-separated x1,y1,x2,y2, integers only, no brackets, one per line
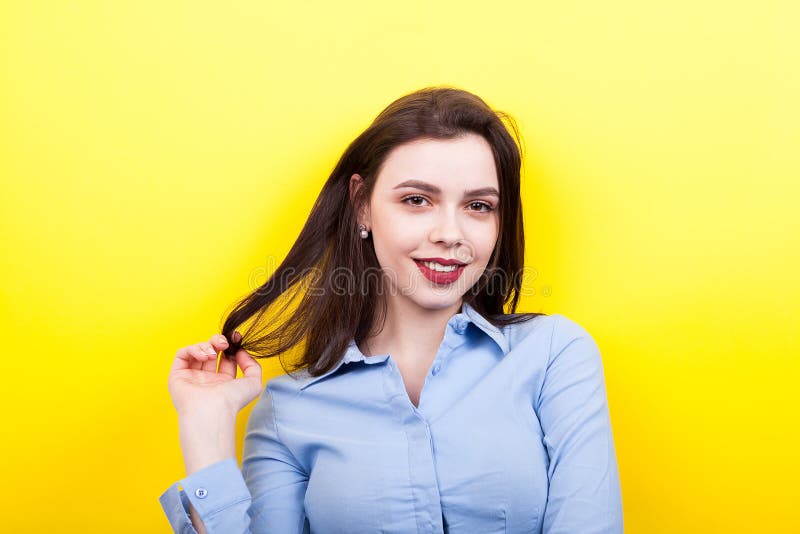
220,85,545,377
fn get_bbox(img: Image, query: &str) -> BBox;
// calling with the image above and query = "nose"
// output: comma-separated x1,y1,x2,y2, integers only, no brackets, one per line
428,207,465,249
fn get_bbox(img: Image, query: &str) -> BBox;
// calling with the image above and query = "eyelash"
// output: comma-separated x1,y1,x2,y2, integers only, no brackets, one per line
401,195,496,213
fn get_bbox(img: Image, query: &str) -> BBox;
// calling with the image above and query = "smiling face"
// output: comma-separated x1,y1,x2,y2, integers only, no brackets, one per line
351,133,501,314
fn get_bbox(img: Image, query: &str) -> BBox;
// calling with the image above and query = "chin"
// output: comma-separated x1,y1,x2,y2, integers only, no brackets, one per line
407,292,464,311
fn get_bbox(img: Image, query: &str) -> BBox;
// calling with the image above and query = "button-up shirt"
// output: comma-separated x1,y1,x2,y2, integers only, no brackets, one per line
159,302,623,533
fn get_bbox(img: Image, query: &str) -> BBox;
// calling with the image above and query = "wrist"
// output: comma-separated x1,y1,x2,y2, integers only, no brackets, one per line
176,403,237,423
178,412,238,476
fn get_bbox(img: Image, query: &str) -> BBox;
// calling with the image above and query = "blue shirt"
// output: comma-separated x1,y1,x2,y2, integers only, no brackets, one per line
159,303,623,533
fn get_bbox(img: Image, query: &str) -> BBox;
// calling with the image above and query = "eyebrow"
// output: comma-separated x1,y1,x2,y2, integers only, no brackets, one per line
392,179,500,198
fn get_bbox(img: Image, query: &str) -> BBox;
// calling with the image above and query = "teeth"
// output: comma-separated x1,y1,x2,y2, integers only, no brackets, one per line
422,260,459,272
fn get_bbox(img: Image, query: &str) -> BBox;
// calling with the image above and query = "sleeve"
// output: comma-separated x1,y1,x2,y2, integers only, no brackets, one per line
158,384,310,533
536,315,624,534
158,457,251,533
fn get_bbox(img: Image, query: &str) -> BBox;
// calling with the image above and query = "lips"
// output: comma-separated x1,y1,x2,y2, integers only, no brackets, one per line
414,259,466,285
415,257,466,266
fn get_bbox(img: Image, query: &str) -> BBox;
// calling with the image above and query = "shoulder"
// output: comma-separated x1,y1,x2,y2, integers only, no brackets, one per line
264,368,315,397
500,312,591,347
500,312,601,365
547,313,597,348
541,314,604,375
246,370,316,433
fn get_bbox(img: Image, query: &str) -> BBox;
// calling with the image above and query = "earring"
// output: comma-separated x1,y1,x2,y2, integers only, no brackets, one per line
358,224,369,239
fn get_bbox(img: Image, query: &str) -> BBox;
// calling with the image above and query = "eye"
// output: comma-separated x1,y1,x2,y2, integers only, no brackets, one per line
401,195,495,212
468,201,495,213
401,195,430,207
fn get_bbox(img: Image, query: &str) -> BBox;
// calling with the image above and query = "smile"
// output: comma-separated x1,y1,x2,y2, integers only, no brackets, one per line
414,260,466,285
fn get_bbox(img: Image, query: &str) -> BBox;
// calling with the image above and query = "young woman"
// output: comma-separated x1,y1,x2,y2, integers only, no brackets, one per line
159,86,623,533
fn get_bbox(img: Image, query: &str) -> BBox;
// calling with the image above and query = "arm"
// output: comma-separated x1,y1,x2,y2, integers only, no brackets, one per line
158,409,251,534
181,409,239,533
159,384,310,533
241,384,310,532
536,316,624,533
159,457,251,534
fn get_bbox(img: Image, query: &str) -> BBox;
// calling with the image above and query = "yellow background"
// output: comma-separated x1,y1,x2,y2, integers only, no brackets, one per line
1,1,797,532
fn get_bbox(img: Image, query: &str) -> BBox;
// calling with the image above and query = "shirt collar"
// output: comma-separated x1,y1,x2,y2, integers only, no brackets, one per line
298,302,510,390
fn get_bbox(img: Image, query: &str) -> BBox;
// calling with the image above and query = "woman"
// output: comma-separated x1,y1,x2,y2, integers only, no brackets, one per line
159,86,623,533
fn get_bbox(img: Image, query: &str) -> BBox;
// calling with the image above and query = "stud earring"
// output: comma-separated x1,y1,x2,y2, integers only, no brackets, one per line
358,224,369,239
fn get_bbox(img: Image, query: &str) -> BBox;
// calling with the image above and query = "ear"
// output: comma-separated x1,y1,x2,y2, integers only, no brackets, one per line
349,173,371,227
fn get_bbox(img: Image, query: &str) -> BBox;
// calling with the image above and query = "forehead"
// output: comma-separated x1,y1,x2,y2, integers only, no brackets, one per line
375,134,498,191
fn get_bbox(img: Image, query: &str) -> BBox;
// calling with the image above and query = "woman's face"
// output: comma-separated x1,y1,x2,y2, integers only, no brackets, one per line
352,133,501,313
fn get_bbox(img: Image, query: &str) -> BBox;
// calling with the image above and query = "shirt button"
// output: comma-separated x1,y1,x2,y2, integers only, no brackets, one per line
431,364,441,375
195,488,208,499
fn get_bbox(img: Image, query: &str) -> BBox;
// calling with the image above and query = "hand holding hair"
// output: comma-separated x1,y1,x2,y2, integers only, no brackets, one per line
166,329,262,420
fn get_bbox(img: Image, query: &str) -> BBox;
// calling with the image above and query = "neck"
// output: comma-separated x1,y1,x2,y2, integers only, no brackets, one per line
360,297,463,363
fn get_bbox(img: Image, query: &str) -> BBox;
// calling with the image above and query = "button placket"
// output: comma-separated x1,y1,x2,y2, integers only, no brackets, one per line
382,361,445,533
424,338,456,392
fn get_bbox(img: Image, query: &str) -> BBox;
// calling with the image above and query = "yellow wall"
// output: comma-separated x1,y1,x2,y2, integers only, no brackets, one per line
1,1,797,532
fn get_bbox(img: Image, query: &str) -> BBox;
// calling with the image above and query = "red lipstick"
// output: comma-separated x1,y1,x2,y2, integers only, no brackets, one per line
414,259,466,285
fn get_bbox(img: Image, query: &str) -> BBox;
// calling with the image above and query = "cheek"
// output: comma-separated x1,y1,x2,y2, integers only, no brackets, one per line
371,235,415,272
470,222,499,255
373,218,424,254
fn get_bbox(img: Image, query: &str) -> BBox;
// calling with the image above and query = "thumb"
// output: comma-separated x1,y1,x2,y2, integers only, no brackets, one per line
230,349,263,409
236,348,262,381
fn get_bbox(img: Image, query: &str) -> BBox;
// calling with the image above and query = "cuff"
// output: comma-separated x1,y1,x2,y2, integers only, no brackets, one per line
159,480,194,533
178,457,251,521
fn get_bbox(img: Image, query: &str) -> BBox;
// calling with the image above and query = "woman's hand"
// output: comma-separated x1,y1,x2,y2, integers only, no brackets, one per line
167,332,263,420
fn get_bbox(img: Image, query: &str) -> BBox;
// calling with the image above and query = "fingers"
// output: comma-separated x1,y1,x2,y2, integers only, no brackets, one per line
171,345,208,373
218,351,237,378
210,334,229,352
170,334,230,374
200,335,229,372
231,330,242,345
204,334,228,372
200,344,219,372
218,347,255,380
236,349,262,380
218,347,259,380
218,331,256,379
